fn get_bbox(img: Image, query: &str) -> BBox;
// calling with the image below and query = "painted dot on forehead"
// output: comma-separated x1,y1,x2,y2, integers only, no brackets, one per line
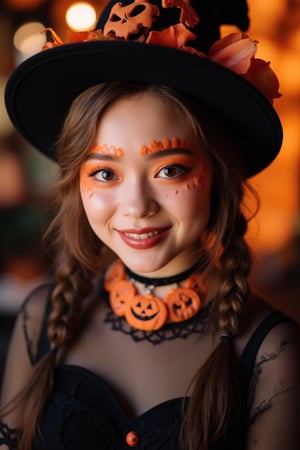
90,143,124,158
140,137,194,155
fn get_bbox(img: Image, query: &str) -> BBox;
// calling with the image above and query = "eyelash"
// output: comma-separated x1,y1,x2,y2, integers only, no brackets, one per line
88,167,118,182
86,163,191,183
155,164,191,179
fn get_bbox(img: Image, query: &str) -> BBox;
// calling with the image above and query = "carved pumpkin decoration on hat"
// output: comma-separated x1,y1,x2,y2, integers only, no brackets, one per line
104,0,160,40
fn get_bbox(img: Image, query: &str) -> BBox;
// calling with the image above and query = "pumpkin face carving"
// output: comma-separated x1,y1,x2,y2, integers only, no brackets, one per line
104,0,160,41
164,288,201,322
110,280,136,316
125,294,168,330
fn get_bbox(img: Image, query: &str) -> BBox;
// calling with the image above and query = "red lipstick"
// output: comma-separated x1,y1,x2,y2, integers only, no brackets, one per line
117,227,171,249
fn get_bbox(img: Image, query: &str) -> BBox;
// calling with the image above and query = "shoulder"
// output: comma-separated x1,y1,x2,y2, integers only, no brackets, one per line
17,282,54,364
21,282,54,314
20,282,54,321
240,296,300,449
0,283,54,412
235,292,300,416
22,282,55,358
250,300,300,385
235,292,300,359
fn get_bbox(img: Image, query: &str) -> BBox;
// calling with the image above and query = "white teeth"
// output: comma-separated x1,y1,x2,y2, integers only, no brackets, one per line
125,231,160,239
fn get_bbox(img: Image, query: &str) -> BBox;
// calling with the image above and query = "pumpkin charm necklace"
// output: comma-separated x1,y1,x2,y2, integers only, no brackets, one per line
104,259,207,331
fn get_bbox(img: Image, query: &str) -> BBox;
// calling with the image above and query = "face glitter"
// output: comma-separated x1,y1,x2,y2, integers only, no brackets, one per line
91,143,124,158
140,137,194,156
193,175,204,187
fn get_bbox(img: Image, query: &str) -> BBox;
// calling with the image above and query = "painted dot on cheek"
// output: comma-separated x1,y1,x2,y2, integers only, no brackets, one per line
193,176,204,188
80,183,94,198
87,189,94,198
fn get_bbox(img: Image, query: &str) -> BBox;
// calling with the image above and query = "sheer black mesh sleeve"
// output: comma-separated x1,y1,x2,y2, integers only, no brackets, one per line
0,422,18,449
0,283,53,447
246,320,300,449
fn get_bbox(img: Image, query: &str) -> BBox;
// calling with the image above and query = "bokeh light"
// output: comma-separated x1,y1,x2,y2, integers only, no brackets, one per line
13,22,46,58
65,2,96,31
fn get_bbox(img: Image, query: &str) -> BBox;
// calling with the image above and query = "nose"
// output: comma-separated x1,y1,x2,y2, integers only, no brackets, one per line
119,178,159,218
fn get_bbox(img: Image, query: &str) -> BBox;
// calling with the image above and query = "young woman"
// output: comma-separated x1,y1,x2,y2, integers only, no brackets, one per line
1,1,299,449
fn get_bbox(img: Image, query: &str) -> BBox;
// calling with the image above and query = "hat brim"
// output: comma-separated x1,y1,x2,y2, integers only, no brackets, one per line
5,40,282,176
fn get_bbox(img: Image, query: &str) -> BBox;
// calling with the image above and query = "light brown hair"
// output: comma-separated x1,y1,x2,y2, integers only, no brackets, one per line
1,81,256,450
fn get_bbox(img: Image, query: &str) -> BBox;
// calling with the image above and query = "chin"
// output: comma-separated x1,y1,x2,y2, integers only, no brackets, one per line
118,252,188,277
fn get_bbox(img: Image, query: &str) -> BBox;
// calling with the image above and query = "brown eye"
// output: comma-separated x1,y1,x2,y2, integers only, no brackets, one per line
157,165,189,179
89,168,118,182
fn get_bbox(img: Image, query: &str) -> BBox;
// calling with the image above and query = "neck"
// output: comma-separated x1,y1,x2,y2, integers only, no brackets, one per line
124,263,200,287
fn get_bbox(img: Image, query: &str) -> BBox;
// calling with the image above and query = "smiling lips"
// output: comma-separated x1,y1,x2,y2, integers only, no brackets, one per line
117,227,171,249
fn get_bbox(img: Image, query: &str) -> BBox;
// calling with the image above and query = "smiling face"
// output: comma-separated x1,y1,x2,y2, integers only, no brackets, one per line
79,92,212,277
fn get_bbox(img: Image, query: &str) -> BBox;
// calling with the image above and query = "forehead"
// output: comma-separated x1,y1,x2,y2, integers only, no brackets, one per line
95,92,196,148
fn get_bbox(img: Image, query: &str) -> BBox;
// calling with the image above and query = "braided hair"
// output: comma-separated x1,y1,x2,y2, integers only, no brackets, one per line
1,82,258,450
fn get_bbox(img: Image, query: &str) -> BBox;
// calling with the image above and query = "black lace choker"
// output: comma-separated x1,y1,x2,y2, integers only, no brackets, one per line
104,303,210,345
124,264,199,287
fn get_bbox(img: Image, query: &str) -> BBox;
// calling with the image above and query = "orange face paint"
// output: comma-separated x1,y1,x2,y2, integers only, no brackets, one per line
80,180,94,198
140,137,195,156
80,144,124,192
193,175,204,188
90,143,124,158
149,151,207,189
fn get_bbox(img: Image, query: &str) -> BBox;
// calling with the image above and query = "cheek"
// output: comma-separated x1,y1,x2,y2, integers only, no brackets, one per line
172,187,210,221
80,182,115,223
161,170,211,217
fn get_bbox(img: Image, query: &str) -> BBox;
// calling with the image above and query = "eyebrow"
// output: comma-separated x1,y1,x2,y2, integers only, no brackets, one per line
86,153,117,162
86,147,195,162
145,147,195,160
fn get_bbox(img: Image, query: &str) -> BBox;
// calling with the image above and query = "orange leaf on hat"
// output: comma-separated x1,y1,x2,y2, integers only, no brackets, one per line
243,58,282,104
208,32,258,74
67,30,90,42
162,0,199,27
43,28,110,50
42,28,63,49
66,29,107,43
146,23,196,49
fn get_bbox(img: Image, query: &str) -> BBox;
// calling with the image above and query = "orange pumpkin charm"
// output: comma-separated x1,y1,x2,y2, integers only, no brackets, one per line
104,259,126,292
110,280,136,316
164,287,201,322
184,274,208,296
125,294,168,331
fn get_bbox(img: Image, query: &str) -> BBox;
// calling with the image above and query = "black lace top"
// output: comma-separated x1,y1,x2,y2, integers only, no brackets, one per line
0,283,299,450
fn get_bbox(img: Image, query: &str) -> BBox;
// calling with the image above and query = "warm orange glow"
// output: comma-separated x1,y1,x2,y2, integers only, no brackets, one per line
4,0,300,257
228,0,300,254
5,0,46,11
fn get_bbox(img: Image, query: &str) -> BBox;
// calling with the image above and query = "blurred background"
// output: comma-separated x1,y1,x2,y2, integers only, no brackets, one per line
0,0,299,375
